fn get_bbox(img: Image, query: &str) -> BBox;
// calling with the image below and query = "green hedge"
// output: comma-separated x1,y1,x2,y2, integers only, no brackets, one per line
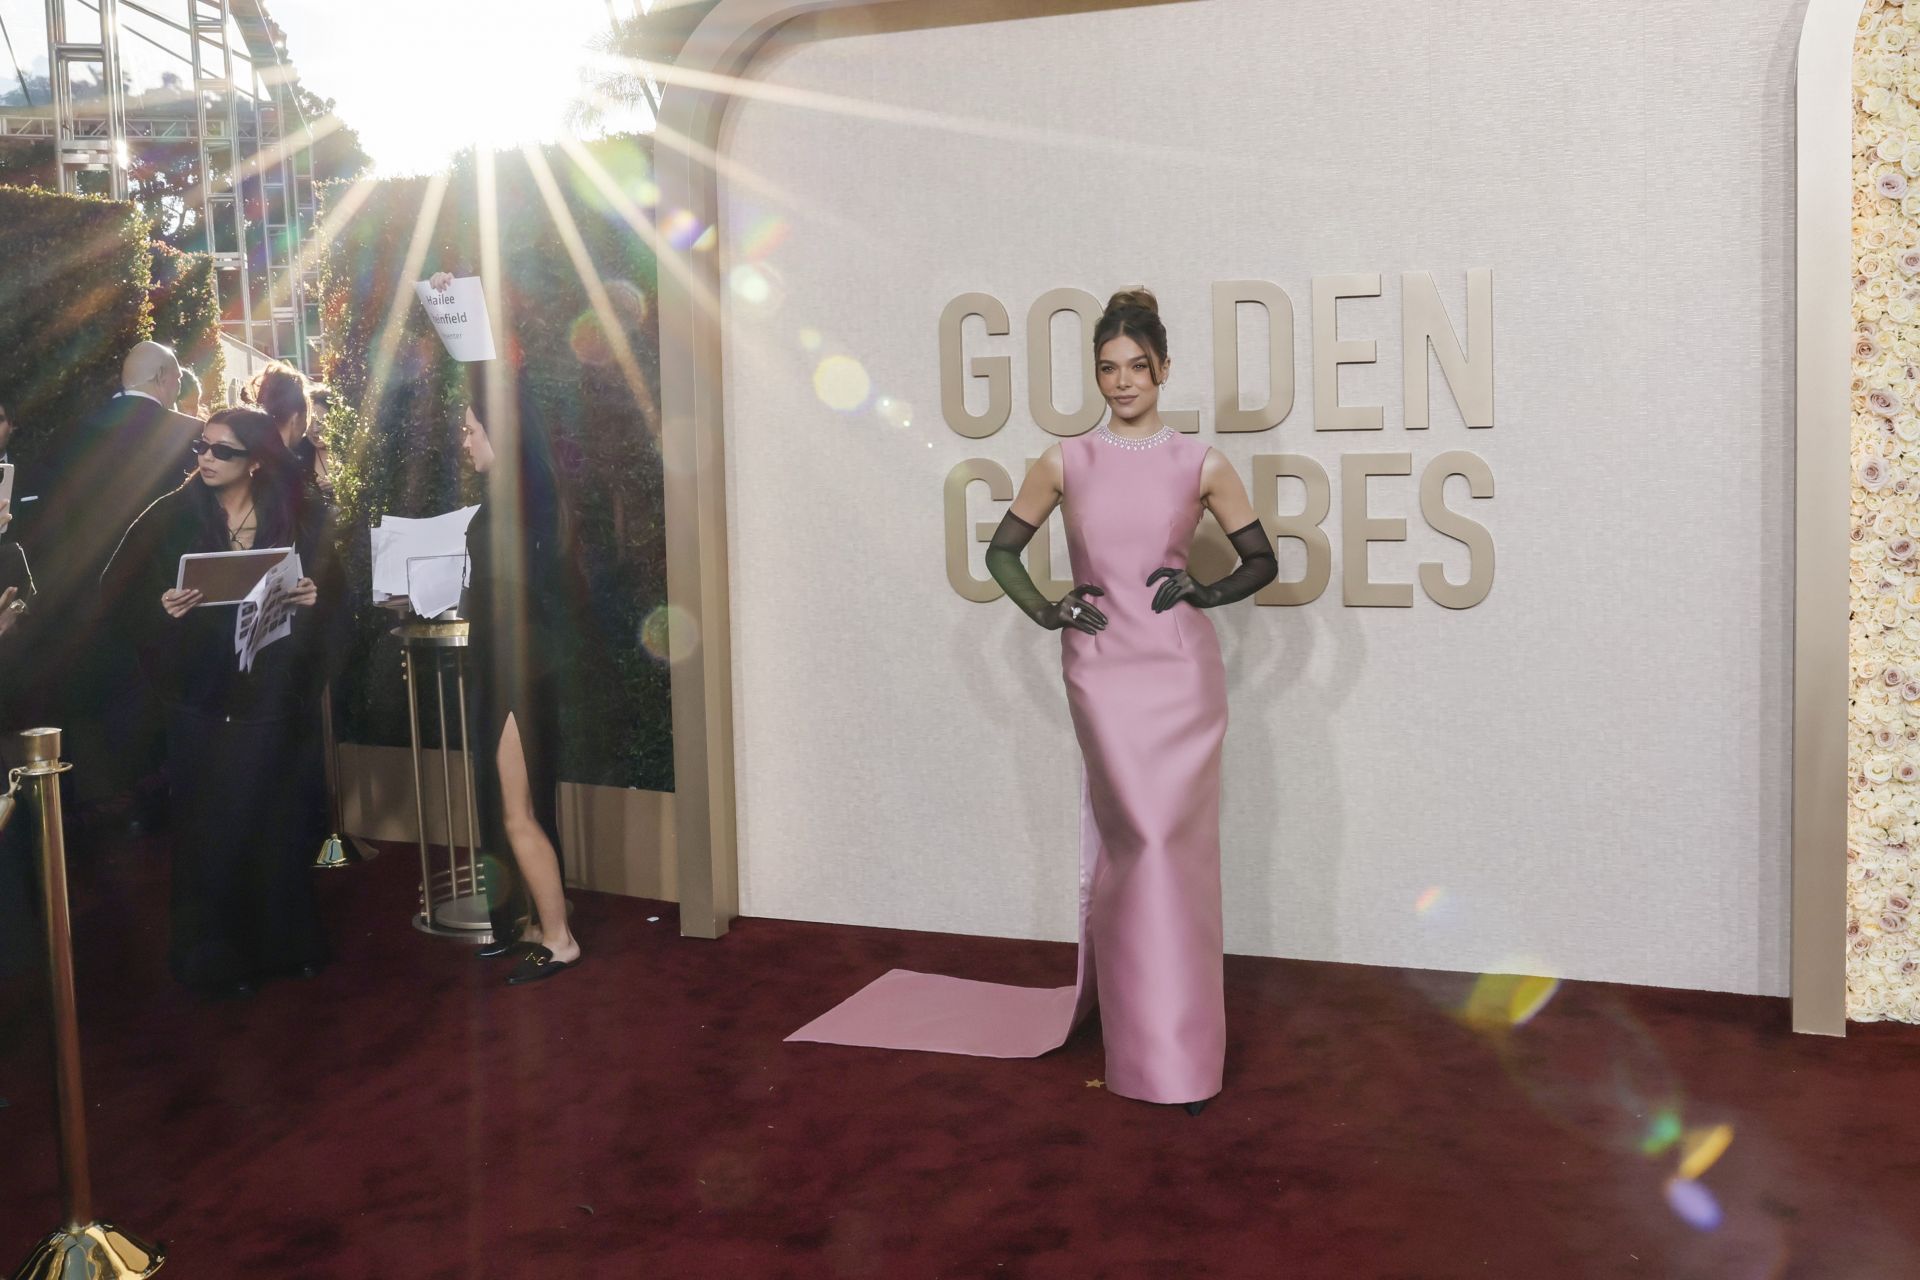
317,138,672,791
0,186,152,467
147,240,227,408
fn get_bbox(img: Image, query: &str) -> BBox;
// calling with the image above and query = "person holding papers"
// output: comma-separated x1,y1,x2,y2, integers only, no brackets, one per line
459,364,582,984
102,408,347,997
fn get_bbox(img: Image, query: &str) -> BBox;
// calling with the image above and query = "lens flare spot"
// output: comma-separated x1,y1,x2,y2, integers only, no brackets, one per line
1414,886,1445,915
814,356,871,412
605,278,650,327
1459,973,1560,1029
692,225,718,253
1664,1178,1723,1232
798,328,823,352
661,208,702,251
730,265,772,306
875,395,914,430
738,214,790,261
1676,1124,1734,1182
641,604,698,664
569,311,614,366
1640,1109,1684,1157
634,181,661,207
728,264,784,314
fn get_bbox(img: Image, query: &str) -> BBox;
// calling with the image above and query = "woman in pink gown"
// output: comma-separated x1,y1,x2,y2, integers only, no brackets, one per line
789,289,1275,1111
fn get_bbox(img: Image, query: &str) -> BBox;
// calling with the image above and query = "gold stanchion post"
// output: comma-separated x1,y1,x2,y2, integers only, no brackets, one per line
313,683,376,869
9,726,163,1280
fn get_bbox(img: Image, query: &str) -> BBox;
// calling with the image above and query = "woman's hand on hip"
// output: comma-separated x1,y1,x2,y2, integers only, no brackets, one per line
1147,567,1215,612
1041,584,1108,635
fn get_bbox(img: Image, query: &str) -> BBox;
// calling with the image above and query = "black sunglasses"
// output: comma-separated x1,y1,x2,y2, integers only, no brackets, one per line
190,438,248,462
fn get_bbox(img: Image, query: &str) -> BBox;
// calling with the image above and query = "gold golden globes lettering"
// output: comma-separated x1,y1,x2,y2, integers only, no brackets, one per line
940,273,1497,609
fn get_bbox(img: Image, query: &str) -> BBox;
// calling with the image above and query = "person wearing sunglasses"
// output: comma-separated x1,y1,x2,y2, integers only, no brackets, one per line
102,408,349,997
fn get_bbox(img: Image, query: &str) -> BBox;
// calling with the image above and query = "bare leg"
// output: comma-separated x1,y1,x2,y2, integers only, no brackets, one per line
496,713,578,962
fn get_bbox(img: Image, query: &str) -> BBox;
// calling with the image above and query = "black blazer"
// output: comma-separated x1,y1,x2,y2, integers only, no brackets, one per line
39,393,200,620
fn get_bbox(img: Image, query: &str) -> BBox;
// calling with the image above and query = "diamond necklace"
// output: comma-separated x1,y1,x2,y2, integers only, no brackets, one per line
1095,421,1175,451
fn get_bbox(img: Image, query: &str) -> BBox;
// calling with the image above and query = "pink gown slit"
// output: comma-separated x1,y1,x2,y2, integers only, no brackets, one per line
788,429,1227,1105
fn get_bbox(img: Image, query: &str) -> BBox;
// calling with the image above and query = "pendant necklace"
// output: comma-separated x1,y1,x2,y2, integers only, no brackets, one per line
229,503,257,549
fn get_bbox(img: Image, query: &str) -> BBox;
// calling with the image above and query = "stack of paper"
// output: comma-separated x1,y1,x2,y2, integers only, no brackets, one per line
235,552,303,672
370,506,479,618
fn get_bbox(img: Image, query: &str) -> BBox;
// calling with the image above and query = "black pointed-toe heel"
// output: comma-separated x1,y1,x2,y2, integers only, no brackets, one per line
476,936,526,959
1183,1100,1208,1117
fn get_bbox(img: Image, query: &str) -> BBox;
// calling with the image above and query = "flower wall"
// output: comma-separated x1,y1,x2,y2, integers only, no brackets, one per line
1850,0,1920,1019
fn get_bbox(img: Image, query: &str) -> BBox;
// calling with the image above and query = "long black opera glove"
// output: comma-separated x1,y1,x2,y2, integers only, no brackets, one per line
1148,520,1278,612
986,512,1108,635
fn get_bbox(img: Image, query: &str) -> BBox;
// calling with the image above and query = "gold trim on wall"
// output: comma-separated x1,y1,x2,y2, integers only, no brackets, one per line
1795,0,1867,1036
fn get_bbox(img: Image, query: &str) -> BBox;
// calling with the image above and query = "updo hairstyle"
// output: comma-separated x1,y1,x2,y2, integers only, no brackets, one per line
243,361,311,436
1091,287,1169,385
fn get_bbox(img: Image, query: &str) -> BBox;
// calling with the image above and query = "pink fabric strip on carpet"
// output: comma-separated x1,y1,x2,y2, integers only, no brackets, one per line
786,969,1079,1058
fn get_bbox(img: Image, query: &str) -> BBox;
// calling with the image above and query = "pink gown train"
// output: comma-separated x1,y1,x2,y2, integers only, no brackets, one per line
788,427,1226,1105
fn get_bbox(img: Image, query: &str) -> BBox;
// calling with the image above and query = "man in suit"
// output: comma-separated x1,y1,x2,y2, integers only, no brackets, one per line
40,342,200,608
40,342,204,814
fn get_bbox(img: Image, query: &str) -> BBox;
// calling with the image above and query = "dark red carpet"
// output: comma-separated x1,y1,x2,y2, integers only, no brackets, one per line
2,828,1919,1279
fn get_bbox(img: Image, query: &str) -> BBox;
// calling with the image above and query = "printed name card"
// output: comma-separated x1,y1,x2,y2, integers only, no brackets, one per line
415,275,498,362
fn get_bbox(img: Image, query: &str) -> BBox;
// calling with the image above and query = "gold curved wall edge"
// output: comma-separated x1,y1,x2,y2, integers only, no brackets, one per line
1793,0,1866,1036
657,0,916,938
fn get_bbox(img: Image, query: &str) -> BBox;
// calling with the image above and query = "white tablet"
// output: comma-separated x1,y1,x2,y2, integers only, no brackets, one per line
176,547,294,606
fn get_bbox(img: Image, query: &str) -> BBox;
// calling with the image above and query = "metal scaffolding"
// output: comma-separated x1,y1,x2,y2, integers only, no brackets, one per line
15,0,324,370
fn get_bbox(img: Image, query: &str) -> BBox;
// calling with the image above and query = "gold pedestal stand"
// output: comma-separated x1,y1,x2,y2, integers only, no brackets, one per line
7,727,164,1280
395,620,495,941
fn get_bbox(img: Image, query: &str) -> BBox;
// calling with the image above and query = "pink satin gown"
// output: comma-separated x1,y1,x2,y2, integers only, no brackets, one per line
788,425,1227,1105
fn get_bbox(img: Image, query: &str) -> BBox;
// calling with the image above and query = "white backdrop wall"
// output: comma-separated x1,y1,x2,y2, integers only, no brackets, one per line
719,0,1806,995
